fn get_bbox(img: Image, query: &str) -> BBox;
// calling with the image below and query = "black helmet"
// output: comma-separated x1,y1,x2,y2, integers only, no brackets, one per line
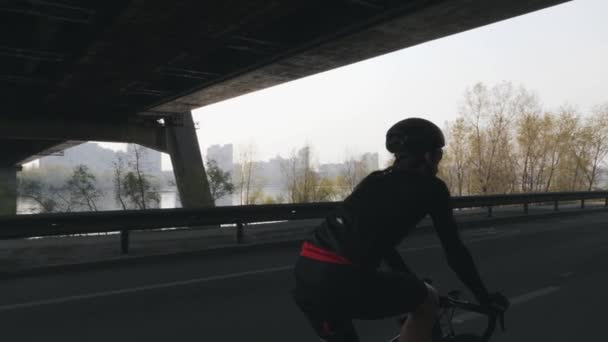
385,118,445,154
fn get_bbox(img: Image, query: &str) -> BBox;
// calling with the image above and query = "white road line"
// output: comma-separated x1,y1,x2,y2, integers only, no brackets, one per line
0,228,539,313
399,230,522,253
510,286,560,305
452,286,560,323
0,265,293,312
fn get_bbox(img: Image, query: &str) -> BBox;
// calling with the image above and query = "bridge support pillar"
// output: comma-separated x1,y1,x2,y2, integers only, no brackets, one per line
0,166,18,215
166,112,214,208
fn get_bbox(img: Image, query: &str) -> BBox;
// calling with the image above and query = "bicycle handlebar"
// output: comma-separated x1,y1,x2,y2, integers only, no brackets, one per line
439,295,505,342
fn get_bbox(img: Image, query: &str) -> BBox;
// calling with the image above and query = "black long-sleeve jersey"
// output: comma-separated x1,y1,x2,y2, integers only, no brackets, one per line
307,166,490,303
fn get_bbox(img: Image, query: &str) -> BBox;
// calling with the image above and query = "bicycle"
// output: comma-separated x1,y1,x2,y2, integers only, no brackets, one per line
295,280,508,342
389,283,508,342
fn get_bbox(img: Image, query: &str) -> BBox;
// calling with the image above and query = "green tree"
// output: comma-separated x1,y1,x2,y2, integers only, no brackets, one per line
205,159,235,202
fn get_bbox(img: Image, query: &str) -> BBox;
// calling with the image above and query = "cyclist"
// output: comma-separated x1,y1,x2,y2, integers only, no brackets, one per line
292,118,507,342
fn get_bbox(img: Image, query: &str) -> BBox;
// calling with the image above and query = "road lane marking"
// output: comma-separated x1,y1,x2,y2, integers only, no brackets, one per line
0,265,293,312
510,286,560,305
399,230,522,253
452,286,560,323
0,228,543,312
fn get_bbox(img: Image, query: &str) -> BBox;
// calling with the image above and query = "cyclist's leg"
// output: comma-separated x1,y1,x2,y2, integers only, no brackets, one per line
292,289,359,342
301,313,358,342
399,283,439,342
292,257,360,342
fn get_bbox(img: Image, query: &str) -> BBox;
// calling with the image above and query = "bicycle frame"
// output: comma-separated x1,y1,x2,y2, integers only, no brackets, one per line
388,293,500,342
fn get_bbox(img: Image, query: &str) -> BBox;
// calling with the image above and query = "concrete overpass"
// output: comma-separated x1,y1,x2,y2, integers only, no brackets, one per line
0,0,571,213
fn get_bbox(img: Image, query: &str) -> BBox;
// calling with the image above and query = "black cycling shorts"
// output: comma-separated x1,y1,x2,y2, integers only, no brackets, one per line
293,256,428,324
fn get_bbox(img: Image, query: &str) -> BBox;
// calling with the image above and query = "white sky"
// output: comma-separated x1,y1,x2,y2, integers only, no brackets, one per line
95,0,607,170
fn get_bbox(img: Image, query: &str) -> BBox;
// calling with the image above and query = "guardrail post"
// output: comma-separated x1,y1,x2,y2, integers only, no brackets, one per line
554,200,559,211
523,202,528,214
487,206,493,217
236,222,244,244
581,199,585,209
120,230,130,255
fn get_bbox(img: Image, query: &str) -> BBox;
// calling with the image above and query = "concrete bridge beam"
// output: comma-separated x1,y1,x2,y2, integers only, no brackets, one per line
166,112,214,208
0,119,169,153
0,166,19,215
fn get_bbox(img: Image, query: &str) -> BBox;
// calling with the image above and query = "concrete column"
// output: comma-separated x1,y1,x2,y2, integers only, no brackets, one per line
0,166,18,215
166,112,214,208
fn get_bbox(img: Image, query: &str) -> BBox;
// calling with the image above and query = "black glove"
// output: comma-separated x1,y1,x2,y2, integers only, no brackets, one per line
485,292,510,313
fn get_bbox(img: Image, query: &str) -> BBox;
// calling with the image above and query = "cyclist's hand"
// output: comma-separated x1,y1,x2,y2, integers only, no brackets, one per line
487,292,510,313
486,292,509,332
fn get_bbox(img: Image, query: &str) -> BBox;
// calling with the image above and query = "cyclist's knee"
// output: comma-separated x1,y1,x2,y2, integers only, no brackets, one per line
414,284,439,318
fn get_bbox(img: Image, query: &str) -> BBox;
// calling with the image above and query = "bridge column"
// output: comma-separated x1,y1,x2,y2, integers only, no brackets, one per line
166,112,214,208
0,166,18,215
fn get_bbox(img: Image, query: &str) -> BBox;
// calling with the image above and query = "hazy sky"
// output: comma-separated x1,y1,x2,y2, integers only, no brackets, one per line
98,0,607,170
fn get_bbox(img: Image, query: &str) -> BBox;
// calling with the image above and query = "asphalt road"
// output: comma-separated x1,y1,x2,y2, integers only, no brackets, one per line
1,211,607,341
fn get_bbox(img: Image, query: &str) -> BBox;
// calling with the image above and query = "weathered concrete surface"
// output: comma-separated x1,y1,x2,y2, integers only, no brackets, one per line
0,167,17,216
166,112,214,208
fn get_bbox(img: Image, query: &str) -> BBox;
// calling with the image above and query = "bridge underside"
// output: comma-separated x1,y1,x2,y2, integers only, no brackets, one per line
0,0,570,212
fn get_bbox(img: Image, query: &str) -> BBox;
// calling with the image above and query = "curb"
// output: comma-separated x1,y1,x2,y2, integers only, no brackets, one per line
2,207,607,279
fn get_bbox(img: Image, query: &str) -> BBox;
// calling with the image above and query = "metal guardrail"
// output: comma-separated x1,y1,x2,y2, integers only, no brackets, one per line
1,191,607,254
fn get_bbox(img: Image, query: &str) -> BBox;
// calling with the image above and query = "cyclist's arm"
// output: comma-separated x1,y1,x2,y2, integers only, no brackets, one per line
383,248,413,273
429,180,490,304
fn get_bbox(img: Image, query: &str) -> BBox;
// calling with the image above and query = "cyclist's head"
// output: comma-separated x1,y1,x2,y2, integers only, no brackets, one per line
385,117,445,174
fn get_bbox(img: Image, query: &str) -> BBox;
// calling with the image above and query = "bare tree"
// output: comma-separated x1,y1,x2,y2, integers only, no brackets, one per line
112,145,160,210
112,155,128,210
66,165,101,211
17,177,58,213
17,168,73,213
441,118,469,196
577,104,608,190
335,152,373,199
461,82,528,194
234,142,264,205
542,108,578,191
281,145,337,203
205,158,235,203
